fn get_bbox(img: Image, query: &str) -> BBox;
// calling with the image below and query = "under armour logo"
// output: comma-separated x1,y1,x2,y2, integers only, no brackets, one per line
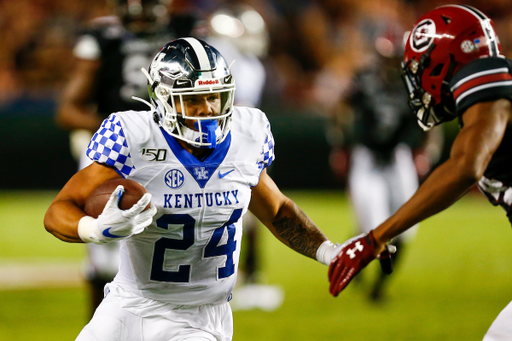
194,167,209,180
346,242,364,259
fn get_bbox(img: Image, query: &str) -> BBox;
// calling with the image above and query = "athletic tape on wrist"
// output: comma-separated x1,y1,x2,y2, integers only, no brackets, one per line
316,240,335,265
77,215,101,244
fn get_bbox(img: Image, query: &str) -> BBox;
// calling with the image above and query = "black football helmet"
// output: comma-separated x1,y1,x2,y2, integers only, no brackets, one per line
113,0,170,32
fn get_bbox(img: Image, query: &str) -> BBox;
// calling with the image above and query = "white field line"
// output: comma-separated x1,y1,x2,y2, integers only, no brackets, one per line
0,261,84,290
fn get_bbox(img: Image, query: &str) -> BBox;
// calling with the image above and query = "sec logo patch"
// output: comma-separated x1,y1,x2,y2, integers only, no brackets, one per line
165,169,185,189
461,40,476,53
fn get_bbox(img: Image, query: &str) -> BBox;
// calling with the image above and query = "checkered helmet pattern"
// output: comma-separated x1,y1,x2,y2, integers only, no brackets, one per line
86,114,135,177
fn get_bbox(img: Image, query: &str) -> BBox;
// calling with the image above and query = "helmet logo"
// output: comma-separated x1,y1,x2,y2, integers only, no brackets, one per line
461,40,476,53
411,19,436,52
196,79,220,86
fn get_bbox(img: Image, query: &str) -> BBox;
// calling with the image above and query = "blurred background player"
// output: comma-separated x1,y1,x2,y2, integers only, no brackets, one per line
55,0,197,316
201,3,284,311
325,19,443,301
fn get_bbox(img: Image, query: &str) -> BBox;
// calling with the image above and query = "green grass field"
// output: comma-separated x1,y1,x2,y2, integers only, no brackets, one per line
1,190,511,340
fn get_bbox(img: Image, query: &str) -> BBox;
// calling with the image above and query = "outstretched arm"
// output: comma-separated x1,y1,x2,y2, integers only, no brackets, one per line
329,99,512,296
249,169,330,260
374,99,512,246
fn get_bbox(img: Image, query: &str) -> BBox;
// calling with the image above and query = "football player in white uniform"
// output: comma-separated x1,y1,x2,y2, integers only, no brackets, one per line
44,37,348,340
328,5,512,340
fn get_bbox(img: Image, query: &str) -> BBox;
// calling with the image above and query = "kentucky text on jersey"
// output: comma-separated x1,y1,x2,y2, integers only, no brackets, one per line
163,190,240,208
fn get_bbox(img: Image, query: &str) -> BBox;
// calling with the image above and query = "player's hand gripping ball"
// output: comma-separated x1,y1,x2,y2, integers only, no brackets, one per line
328,231,395,297
79,178,157,244
85,178,149,218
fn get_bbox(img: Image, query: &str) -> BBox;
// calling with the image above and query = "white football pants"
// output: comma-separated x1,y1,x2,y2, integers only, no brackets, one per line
76,283,233,341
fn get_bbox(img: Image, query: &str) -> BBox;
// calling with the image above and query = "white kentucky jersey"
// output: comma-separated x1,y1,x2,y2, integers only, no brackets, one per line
85,106,275,306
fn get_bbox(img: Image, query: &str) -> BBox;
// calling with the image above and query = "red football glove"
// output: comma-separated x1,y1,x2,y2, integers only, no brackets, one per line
328,231,393,297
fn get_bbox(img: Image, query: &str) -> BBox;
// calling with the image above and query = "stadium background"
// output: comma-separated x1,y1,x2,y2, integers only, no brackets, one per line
1,0,512,340
3,0,511,190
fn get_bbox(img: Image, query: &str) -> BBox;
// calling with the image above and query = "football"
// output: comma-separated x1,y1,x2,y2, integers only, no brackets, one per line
84,178,148,218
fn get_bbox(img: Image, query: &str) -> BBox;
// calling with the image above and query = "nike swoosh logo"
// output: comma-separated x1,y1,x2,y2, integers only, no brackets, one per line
219,169,235,178
102,228,123,238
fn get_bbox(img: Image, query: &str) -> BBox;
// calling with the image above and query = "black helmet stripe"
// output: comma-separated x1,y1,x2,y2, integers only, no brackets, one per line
459,4,487,19
180,37,214,78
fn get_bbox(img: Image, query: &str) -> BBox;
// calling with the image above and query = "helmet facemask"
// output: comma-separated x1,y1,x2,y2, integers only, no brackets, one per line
156,83,235,148
401,44,456,131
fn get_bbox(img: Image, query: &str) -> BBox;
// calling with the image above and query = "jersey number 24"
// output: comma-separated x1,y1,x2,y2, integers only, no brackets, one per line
150,209,242,282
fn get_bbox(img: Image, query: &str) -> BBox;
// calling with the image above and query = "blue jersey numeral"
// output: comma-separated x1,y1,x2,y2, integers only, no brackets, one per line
150,209,242,282
151,214,195,282
204,209,241,279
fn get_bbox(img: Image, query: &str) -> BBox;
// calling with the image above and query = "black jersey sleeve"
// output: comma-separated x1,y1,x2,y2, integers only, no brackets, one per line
450,57,512,116
450,57,512,186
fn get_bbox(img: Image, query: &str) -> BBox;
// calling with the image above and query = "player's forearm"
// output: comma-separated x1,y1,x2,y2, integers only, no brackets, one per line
44,200,85,243
374,157,477,244
270,199,329,260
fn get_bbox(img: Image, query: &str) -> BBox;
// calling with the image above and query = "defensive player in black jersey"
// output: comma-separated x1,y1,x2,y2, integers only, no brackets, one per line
328,5,512,340
56,0,191,316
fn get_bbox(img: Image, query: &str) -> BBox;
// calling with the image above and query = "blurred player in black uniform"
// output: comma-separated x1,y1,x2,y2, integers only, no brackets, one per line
328,5,512,339
56,0,196,316
328,22,441,301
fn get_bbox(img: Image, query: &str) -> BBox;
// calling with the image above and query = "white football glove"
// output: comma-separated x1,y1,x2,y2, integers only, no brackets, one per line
78,185,157,244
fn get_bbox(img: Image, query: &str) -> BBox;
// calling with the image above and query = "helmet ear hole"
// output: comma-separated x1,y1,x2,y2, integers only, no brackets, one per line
153,112,160,124
429,63,444,77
